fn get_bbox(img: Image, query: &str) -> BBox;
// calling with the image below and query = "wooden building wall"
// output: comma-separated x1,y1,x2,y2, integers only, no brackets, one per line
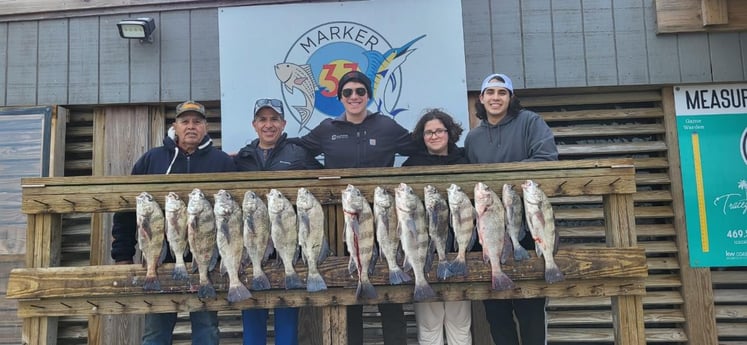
0,0,745,107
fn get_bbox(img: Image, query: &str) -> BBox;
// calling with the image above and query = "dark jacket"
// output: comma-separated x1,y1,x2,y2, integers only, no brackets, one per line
110,133,236,263
402,144,468,166
234,133,322,171
297,112,417,168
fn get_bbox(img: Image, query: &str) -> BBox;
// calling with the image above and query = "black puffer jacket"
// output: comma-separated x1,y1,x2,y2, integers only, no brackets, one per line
234,133,322,171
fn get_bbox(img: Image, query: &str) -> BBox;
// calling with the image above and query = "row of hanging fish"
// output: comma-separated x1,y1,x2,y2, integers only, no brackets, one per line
134,188,331,303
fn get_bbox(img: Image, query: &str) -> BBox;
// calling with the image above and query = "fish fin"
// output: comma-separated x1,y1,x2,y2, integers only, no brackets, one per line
402,253,412,272
424,239,435,273
227,284,252,303
437,261,452,280
293,245,301,266
388,267,412,285
172,263,189,281
252,273,272,291
545,264,565,284
263,239,275,264
513,245,531,261
466,226,478,252
368,242,379,276
500,233,511,264
220,261,227,276
535,242,544,258
356,280,378,300
208,247,219,272
158,240,169,265
138,217,152,241
348,256,357,275
285,272,305,289
143,276,161,291
219,220,231,243
190,260,199,274
317,237,331,264
491,272,516,291
553,228,560,255
198,283,217,299
306,273,328,292
413,282,436,302
448,257,467,277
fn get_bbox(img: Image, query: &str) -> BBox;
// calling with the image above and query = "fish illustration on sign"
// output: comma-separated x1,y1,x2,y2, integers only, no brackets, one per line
363,35,426,117
275,62,317,130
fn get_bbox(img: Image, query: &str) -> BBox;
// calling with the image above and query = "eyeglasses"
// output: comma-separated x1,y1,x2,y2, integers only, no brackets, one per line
424,128,448,137
341,87,367,98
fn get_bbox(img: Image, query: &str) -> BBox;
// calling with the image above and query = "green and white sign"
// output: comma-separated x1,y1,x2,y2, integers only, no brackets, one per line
674,84,747,267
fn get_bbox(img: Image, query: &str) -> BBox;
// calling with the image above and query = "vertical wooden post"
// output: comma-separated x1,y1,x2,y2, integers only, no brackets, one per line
23,214,61,345
322,305,347,345
89,106,161,345
603,193,645,345
661,86,719,345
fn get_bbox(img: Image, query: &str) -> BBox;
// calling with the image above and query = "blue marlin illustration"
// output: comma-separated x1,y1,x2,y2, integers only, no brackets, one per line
363,34,426,116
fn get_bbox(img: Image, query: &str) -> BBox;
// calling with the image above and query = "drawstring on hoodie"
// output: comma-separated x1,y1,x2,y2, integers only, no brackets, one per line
164,126,212,175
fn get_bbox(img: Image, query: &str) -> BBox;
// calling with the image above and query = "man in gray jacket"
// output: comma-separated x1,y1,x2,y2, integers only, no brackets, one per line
464,73,558,345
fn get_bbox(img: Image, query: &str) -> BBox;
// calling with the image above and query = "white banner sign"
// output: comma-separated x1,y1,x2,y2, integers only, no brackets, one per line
219,0,468,154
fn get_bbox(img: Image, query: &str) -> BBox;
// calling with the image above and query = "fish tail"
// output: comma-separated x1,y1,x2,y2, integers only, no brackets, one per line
252,272,272,291
413,282,436,301
227,284,252,303
514,245,531,261
545,262,565,284
198,283,217,299
285,272,305,290
356,280,378,300
437,261,452,280
172,263,189,281
491,272,516,291
448,257,468,277
388,267,412,285
143,276,161,291
306,273,328,292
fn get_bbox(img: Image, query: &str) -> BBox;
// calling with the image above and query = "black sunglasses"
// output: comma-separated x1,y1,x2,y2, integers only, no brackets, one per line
341,87,367,98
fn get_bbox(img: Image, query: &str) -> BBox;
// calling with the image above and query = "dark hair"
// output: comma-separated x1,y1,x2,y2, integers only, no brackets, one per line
411,108,464,146
475,75,522,121
337,71,372,100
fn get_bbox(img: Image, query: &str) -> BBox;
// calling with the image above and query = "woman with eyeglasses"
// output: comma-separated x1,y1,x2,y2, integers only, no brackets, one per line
295,70,416,345
402,109,472,345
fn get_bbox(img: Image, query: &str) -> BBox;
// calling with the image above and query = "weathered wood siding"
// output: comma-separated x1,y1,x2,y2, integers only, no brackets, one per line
0,0,745,107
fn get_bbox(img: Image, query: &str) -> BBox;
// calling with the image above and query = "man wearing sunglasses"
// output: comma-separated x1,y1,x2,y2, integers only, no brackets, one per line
234,98,320,345
295,70,416,344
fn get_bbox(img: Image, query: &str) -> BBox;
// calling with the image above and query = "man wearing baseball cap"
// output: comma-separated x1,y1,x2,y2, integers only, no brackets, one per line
465,73,558,345
235,98,320,345
111,100,235,345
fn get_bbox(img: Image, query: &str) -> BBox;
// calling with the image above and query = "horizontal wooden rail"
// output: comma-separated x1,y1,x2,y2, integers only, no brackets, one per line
22,159,636,214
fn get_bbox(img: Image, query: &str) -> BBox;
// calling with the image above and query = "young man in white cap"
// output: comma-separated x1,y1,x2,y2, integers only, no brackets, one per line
465,73,558,345
111,100,236,345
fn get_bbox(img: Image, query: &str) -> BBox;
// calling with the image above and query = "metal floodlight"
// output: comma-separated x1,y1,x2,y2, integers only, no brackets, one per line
117,17,156,43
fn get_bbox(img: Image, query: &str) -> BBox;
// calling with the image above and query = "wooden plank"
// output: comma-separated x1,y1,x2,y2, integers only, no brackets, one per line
553,123,665,138
322,305,346,345
14,277,645,318
542,107,663,122
660,86,720,345
551,0,586,87
521,90,661,107
614,0,649,84
558,141,667,156
160,10,192,102
190,9,220,100
6,21,38,106
582,0,618,85
99,15,130,104
50,107,68,178
678,33,713,82
490,0,523,87
655,0,747,33
702,0,729,25
37,19,69,105
7,248,647,299
69,17,100,105
0,23,6,106
708,32,744,82
643,0,681,84
521,0,555,88
711,270,747,284
716,305,747,319
23,214,61,345
130,12,161,103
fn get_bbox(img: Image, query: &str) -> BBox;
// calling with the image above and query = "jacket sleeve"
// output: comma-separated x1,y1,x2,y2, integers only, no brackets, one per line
523,115,559,162
111,211,137,262
296,125,324,156
392,122,418,157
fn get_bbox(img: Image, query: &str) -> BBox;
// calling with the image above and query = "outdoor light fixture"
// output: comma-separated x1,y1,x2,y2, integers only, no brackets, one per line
117,17,156,43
